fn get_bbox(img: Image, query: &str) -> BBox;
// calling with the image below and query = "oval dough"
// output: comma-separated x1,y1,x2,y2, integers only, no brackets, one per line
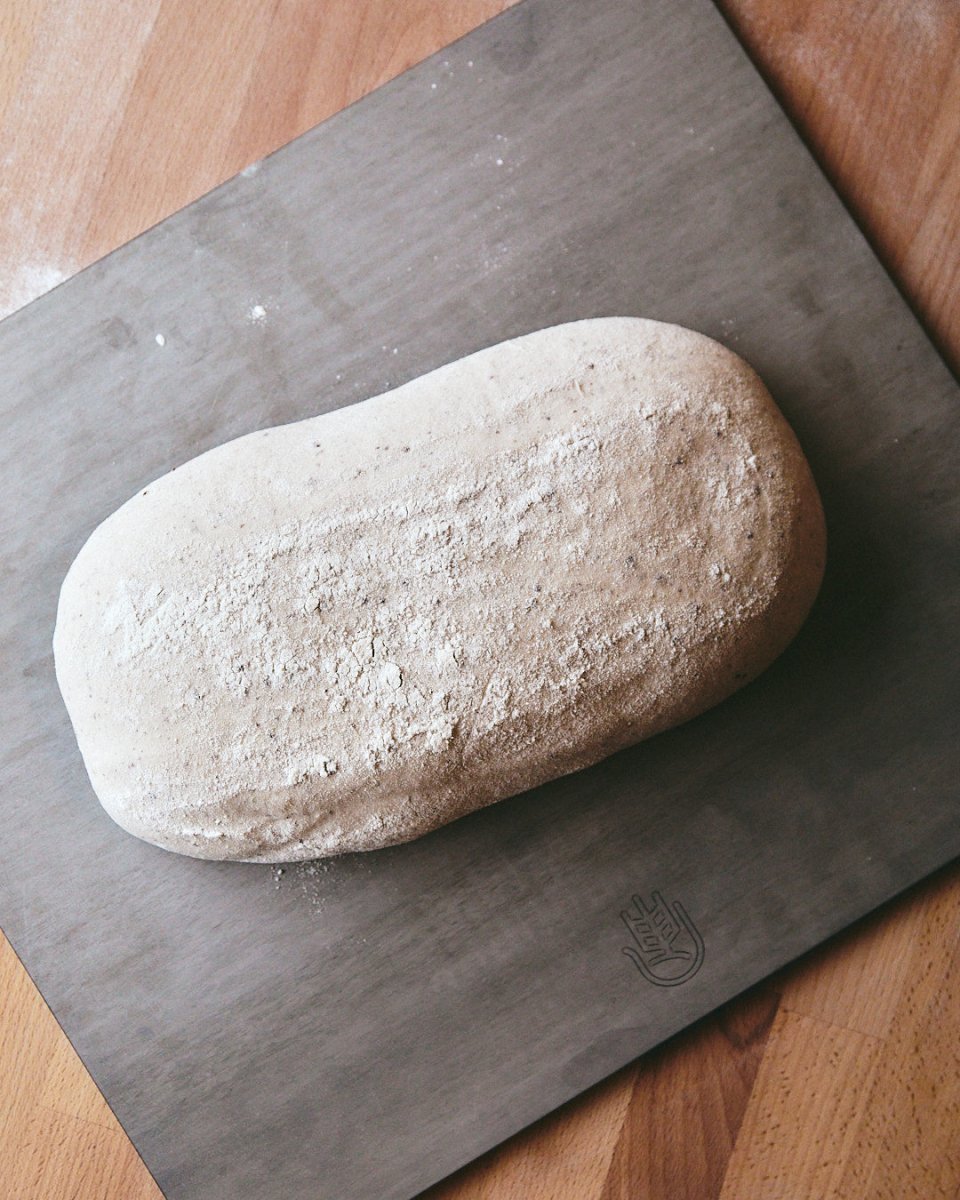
54,318,826,862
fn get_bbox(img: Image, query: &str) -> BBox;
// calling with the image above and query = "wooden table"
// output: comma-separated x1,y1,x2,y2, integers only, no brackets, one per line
1,2,958,1196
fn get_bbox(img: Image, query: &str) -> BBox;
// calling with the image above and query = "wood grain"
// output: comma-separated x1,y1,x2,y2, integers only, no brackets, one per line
0,0,516,318
717,0,960,375
428,870,960,1199
1,1,958,1197
0,932,162,1199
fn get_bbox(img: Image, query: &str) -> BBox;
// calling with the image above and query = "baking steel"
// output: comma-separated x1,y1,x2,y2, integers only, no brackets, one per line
1,0,957,1196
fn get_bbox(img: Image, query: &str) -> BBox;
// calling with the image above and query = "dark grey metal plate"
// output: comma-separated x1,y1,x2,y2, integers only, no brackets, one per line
1,0,957,1197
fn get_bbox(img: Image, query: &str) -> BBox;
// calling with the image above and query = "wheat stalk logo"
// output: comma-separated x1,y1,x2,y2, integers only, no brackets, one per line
621,891,705,987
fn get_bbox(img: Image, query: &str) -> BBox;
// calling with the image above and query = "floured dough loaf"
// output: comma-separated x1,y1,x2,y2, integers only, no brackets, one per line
54,318,825,862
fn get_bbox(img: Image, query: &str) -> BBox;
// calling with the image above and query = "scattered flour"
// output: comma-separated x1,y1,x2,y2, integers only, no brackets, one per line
0,262,70,320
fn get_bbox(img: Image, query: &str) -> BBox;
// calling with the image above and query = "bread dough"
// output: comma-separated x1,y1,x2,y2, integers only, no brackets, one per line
54,318,826,862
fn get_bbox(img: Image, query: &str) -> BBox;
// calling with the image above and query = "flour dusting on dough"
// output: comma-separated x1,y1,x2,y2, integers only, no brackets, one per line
54,319,825,862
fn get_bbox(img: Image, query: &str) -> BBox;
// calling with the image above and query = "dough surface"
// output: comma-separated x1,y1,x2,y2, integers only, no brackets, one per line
54,318,826,862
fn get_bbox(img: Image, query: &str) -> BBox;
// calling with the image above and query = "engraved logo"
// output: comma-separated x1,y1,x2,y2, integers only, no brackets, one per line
621,891,705,987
